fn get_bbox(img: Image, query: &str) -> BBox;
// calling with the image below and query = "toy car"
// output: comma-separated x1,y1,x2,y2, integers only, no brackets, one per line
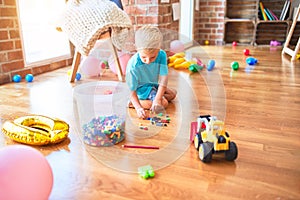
191,115,238,163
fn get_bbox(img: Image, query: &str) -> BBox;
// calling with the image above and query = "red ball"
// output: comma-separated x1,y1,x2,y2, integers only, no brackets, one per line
232,41,237,46
243,49,250,56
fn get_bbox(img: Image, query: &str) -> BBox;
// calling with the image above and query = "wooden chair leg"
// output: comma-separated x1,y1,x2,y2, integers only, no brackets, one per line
291,37,300,61
109,35,124,82
282,5,300,61
70,51,81,83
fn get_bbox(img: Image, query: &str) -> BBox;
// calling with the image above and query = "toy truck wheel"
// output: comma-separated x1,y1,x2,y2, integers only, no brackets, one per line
199,142,213,163
225,141,238,161
194,134,200,150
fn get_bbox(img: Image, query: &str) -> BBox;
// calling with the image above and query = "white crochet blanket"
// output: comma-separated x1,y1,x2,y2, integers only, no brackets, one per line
60,0,132,56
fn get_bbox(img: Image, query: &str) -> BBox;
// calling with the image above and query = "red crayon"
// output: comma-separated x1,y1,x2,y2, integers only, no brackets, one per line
121,144,159,150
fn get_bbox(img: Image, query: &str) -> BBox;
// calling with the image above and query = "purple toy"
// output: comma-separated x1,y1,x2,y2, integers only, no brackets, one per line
270,40,281,46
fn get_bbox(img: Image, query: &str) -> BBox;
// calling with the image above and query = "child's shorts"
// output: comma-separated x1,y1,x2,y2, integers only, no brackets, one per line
147,86,158,101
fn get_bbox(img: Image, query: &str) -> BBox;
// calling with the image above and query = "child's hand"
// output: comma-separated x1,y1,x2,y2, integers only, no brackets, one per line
151,101,164,114
136,107,148,119
151,104,164,114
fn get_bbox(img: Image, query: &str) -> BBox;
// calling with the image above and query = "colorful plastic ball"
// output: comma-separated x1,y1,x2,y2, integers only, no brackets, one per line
0,145,53,200
243,49,250,56
232,41,237,46
67,69,72,76
25,74,34,82
12,74,21,82
246,57,258,65
231,61,239,70
170,40,185,53
100,60,108,69
207,59,215,71
75,72,81,81
204,40,209,45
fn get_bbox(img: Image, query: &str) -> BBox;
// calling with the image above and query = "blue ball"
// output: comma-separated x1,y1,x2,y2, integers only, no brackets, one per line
13,74,21,83
75,73,81,81
246,57,257,65
207,59,215,71
25,74,34,82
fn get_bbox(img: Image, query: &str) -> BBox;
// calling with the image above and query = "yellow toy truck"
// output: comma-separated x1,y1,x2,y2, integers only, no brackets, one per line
192,115,238,163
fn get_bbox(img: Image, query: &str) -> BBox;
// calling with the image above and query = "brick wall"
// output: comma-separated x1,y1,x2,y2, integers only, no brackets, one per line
0,0,223,85
122,0,179,29
194,0,224,45
0,0,73,85
122,0,179,52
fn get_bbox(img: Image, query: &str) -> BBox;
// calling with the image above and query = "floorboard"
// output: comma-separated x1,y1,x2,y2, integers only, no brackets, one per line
0,46,299,200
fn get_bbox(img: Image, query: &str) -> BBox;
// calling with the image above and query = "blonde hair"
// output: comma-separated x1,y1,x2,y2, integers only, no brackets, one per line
135,25,162,51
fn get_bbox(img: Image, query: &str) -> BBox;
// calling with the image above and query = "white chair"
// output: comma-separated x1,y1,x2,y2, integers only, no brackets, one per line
60,0,132,82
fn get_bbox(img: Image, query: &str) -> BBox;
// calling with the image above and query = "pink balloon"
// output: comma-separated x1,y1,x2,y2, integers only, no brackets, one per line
0,145,53,200
108,52,131,75
80,56,101,76
170,40,185,54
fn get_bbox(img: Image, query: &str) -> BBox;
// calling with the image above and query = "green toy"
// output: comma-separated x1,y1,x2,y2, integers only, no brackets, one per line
138,165,155,179
189,63,203,72
231,61,239,70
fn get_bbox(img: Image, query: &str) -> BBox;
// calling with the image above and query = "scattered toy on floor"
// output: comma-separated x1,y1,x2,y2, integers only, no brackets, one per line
190,115,238,163
207,59,216,71
270,40,281,46
148,114,170,127
2,115,69,145
243,48,250,56
67,70,81,81
139,113,170,129
194,57,206,68
122,144,159,150
139,123,149,130
168,52,196,69
12,74,21,83
231,61,239,70
246,57,258,65
75,72,81,81
138,165,155,179
189,63,203,72
25,74,34,82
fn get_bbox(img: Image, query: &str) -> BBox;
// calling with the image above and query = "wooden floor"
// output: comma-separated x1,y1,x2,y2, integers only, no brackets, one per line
0,46,300,200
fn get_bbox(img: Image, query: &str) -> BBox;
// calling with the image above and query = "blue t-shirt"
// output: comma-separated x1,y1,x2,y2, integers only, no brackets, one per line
126,49,168,100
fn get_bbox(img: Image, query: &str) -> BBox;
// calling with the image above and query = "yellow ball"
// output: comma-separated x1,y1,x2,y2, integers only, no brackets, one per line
67,69,72,76
204,40,209,45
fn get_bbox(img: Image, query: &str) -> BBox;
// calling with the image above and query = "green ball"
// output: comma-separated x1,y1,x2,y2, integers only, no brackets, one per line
231,61,239,70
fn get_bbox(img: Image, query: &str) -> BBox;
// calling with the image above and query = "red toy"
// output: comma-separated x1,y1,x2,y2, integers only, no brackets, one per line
243,48,250,56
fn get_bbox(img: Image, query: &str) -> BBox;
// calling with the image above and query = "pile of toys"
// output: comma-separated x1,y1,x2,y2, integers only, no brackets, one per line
139,113,171,130
167,52,216,72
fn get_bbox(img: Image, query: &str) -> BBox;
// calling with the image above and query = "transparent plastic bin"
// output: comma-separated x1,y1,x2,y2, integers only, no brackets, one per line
73,81,129,146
